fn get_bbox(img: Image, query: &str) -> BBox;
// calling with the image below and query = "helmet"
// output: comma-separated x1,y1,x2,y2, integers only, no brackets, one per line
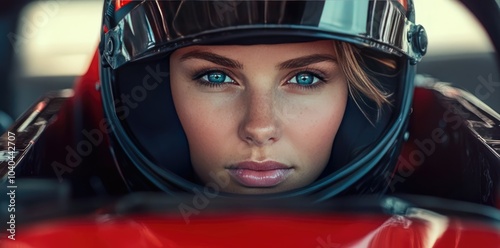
98,0,427,201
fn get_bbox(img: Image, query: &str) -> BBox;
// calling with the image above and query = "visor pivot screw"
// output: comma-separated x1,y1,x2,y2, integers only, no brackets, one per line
105,38,114,56
413,25,427,56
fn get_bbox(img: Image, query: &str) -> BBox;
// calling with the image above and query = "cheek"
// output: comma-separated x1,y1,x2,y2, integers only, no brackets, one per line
284,85,347,169
170,79,235,171
293,105,344,157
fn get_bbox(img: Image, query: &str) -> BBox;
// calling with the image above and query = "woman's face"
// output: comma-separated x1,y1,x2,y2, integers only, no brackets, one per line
170,40,347,194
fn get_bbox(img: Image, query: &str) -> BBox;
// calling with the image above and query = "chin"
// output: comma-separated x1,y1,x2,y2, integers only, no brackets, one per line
224,183,302,195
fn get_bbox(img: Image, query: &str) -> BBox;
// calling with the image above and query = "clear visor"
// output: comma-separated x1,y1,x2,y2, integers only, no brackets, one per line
102,0,425,69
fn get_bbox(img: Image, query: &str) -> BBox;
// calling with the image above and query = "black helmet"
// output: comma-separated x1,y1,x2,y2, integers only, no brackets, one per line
98,0,427,201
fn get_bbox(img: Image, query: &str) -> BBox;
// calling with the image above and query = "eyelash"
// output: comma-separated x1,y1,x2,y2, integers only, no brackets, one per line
287,68,327,90
192,68,328,90
192,68,235,88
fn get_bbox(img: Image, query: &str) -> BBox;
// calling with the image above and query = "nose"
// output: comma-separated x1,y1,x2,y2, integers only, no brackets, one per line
238,90,282,146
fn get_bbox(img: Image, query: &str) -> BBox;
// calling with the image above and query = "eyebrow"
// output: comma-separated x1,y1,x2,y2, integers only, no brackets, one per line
277,54,337,70
180,51,243,69
179,51,337,70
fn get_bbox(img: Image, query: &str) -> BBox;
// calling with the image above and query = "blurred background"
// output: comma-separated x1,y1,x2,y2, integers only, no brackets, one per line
0,0,499,123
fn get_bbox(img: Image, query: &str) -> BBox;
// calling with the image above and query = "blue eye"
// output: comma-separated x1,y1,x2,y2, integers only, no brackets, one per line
289,72,321,85
201,71,234,84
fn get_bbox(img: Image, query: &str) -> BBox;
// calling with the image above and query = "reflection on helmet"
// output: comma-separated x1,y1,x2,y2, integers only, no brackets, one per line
98,0,427,201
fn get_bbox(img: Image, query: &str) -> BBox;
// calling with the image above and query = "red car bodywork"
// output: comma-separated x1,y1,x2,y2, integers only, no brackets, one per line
3,211,500,247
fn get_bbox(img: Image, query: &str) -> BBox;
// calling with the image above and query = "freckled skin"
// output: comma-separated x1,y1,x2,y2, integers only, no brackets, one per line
170,40,348,194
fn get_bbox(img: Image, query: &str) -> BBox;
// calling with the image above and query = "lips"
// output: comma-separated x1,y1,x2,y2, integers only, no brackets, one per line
227,161,293,187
